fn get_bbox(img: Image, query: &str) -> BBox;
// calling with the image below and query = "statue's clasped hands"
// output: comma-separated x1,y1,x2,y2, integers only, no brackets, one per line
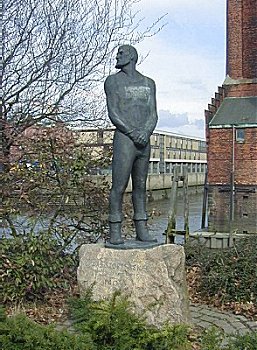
128,130,149,148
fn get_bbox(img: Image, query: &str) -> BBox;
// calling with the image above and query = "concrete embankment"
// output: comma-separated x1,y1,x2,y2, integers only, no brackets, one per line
93,173,205,201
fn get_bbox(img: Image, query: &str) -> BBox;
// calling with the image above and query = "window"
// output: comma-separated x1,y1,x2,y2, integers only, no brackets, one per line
165,163,171,173
236,129,245,142
97,130,103,144
148,162,153,174
153,162,159,174
182,164,188,174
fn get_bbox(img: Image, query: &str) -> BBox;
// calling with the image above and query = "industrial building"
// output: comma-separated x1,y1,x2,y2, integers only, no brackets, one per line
75,128,207,177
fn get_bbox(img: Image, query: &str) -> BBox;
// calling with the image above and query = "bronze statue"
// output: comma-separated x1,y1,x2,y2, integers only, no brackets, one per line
104,45,158,245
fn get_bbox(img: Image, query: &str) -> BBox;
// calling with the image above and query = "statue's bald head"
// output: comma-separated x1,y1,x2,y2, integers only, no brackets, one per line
119,45,138,64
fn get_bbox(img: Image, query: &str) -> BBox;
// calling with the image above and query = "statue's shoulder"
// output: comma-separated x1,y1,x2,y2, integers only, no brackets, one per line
144,75,156,87
105,72,123,83
137,72,155,88
104,72,122,92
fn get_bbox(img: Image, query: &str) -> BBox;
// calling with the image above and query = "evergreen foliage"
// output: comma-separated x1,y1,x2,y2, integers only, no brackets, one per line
0,307,94,350
1,296,257,350
68,291,191,350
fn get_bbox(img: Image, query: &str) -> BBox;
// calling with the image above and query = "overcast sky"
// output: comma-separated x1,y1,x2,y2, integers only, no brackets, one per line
132,0,227,138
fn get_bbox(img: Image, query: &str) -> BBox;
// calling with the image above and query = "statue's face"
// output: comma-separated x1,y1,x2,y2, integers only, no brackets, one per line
115,47,131,69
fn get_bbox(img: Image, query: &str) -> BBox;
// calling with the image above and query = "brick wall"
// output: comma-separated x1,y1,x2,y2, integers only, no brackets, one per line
235,129,257,184
227,0,243,78
208,129,232,184
206,1,257,233
227,0,257,80
242,0,257,78
208,185,257,233
208,128,257,185
225,82,257,97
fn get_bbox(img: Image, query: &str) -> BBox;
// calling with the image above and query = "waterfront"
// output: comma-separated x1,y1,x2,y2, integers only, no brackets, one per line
1,189,205,243
147,189,204,241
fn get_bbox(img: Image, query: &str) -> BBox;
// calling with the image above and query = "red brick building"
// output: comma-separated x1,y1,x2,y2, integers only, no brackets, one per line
206,0,257,234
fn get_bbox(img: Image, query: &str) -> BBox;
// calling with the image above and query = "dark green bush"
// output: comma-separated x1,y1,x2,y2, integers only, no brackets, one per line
199,327,257,350
1,298,257,350
199,327,224,350
0,295,191,350
226,331,257,350
69,290,192,350
1,231,76,303
0,307,94,350
186,236,257,303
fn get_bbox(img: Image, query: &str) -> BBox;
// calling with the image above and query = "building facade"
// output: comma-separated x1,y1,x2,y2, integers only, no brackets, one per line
149,130,206,176
206,0,257,234
75,128,207,177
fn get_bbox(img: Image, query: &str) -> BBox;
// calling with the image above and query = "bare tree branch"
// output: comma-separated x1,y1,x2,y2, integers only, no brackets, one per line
0,0,165,169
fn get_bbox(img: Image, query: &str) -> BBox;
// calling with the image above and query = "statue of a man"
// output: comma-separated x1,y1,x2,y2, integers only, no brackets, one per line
104,45,158,245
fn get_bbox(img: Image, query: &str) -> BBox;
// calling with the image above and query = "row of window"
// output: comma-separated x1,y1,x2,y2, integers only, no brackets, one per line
152,134,206,151
148,162,207,175
151,150,206,161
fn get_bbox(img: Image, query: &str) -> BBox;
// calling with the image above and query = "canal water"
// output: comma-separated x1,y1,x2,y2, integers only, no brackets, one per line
147,189,204,241
1,189,205,242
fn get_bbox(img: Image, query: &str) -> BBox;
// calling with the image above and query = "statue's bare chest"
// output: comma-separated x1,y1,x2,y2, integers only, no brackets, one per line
116,79,151,105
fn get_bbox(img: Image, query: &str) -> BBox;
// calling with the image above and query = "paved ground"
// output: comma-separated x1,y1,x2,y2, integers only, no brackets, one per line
190,303,257,336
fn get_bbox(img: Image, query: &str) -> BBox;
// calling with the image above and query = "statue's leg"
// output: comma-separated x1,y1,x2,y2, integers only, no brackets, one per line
131,144,157,242
109,131,135,244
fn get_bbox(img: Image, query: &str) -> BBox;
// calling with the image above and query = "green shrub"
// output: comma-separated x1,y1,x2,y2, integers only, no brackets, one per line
186,236,257,303
0,295,191,350
199,327,224,350
1,231,76,304
1,299,257,350
69,290,148,350
226,331,257,350
69,290,192,350
199,327,257,350
0,307,95,350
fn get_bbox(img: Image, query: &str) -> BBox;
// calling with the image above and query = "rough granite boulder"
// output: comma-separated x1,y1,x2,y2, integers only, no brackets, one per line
77,243,191,327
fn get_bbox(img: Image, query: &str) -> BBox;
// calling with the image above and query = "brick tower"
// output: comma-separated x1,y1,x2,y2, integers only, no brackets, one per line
206,0,257,234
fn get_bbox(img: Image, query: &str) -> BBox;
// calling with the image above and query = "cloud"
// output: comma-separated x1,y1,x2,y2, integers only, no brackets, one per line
137,38,224,121
157,109,205,138
135,0,225,27
193,118,205,130
128,1,226,138
157,110,189,127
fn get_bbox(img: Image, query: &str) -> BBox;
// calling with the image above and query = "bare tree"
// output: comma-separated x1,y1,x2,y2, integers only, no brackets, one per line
1,0,164,169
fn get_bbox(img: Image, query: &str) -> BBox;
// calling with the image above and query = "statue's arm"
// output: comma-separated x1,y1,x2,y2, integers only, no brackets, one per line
135,79,158,147
145,78,158,136
104,76,133,136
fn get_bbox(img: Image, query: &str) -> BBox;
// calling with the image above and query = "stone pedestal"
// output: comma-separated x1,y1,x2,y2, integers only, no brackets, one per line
77,243,191,327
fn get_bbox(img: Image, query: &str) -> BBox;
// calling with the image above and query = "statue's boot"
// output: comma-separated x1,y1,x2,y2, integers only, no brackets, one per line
134,220,157,242
109,222,124,245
